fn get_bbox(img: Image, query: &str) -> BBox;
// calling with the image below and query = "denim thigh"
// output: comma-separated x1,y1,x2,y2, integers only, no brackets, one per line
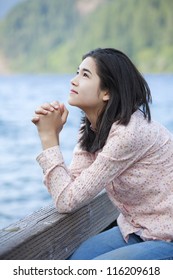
69,226,173,260
93,239,173,260
68,226,143,260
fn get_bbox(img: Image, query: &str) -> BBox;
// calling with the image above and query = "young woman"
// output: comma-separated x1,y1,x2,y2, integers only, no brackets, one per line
32,48,173,260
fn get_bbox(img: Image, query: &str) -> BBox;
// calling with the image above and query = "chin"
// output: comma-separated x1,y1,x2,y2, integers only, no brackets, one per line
68,98,76,107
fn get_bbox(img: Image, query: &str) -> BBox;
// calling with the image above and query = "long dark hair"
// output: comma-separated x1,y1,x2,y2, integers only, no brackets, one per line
79,48,152,153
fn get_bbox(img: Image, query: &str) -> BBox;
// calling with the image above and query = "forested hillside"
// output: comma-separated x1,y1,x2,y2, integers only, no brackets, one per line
0,0,172,73
0,0,25,18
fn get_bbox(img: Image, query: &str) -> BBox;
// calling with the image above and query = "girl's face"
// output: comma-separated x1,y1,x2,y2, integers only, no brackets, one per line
68,57,109,118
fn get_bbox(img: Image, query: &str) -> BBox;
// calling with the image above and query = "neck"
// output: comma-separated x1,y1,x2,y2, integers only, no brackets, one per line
84,105,104,131
85,113,98,131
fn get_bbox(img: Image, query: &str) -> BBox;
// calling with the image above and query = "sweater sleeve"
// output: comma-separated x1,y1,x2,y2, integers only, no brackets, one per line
37,122,145,213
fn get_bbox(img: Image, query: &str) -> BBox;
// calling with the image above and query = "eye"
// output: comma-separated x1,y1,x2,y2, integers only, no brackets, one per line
83,72,89,78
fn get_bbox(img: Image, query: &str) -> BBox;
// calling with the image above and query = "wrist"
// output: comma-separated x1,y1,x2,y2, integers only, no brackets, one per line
39,132,59,150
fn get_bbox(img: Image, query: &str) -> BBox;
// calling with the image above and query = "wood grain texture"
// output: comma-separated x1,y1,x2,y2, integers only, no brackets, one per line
0,192,119,260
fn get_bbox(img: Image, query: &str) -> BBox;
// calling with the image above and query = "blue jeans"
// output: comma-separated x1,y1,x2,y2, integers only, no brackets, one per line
68,226,173,260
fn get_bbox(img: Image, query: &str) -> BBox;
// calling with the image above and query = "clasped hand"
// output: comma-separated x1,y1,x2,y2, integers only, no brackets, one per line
31,101,69,147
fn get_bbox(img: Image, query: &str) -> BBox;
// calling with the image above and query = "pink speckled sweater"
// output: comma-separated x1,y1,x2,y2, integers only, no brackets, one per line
37,110,173,242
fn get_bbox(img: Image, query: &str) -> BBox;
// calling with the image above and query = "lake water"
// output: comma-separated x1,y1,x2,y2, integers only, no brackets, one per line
0,74,173,229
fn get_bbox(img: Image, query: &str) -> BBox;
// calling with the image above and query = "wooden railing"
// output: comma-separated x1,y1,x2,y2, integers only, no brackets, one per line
0,192,119,260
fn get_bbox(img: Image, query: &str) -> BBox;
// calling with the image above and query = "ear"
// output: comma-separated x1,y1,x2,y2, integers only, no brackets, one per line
102,90,110,101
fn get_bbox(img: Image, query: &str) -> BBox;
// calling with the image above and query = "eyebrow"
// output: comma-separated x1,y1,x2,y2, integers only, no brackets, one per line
78,67,92,75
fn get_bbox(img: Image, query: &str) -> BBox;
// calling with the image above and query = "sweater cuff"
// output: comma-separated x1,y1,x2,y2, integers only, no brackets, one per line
36,145,64,174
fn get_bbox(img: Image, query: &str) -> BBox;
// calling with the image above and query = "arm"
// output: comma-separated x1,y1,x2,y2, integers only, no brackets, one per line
37,123,143,213
32,101,95,210
32,100,94,178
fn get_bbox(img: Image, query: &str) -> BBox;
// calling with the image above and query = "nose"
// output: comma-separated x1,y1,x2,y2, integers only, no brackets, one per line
71,74,79,86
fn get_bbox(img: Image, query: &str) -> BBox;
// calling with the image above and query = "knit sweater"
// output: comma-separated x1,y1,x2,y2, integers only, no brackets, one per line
37,110,173,242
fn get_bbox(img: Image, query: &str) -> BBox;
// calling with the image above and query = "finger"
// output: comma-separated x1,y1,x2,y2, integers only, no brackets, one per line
41,102,55,112
35,107,48,115
31,115,40,124
59,103,65,114
50,101,60,110
61,106,69,124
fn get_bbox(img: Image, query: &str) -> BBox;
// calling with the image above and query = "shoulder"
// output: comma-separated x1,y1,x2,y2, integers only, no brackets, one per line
105,110,158,152
108,109,172,148
108,110,145,139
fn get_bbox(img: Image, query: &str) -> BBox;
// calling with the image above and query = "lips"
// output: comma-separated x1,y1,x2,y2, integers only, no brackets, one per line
70,89,78,94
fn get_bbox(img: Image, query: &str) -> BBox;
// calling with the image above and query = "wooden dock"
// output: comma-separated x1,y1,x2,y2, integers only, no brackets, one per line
0,191,119,260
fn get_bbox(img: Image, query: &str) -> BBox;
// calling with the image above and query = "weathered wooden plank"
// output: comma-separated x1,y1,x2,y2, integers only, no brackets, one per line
0,192,119,260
